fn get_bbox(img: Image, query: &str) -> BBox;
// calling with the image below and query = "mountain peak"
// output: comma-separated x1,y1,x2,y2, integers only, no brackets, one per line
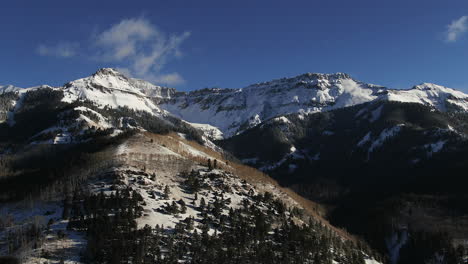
296,72,352,80
0,84,22,94
93,68,127,78
412,83,446,91
245,72,355,91
64,68,138,95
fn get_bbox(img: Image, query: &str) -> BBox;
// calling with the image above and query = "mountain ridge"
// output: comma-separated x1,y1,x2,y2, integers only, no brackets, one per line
2,68,468,140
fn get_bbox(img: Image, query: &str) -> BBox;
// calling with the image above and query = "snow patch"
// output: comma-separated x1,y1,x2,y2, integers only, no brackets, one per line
368,125,404,154
357,132,372,147
186,121,224,140
273,116,291,124
385,229,409,264
424,140,446,157
369,105,383,122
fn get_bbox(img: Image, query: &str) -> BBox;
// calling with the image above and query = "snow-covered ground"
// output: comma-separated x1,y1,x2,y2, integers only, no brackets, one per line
0,201,86,264
111,132,322,228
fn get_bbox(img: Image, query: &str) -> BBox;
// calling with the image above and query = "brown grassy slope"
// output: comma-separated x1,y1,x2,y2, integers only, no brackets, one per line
143,131,356,241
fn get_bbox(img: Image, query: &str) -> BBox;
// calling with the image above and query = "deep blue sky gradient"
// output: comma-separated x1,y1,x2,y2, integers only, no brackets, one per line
1,0,468,91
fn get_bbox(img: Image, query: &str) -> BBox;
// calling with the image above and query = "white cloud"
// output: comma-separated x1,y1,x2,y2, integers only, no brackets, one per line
36,42,79,58
446,16,468,42
36,17,190,86
151,72,186,86
93,17,191,85
117,67,186,86
95,18,157,61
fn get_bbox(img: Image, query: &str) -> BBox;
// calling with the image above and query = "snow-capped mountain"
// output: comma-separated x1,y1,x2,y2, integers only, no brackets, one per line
0,85,22,94
62,68,174,115
159,73,383,137
384,82,468,112
0,69,205,146
159,73,468,137
3,68,468,140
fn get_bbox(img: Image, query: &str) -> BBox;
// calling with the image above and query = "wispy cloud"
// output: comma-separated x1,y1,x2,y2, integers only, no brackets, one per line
93,17,191,85
36,17,190,86
151,72,185,86
36,42,79,58
446,16,468,42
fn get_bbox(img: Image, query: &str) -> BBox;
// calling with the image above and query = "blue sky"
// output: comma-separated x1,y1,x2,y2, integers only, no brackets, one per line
1,0,468,91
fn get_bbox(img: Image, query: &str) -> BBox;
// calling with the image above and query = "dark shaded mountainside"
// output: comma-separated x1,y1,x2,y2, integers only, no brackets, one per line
1,68,468,263
220,100,468,264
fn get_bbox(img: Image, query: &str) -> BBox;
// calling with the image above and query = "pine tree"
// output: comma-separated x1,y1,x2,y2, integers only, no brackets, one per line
200,197,206,210
163,185,170,199
170,201,179,214
207,159,212,170
179,199,187,214
62,198,71,219
185,216,194,230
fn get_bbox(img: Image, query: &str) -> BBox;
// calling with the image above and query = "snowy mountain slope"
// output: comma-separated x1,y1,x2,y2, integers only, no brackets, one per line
384,83,468,111
1,69,174,118
57,69,227,144
0,87,122,145
184,121,224,140
159,73,468,137
0,85,63,126
36,69,220,142
220,100,468,172
0,70,212,146
160,73,385,137
61,68,170,116
0,131,382,264
112,133,308,229
0,85,22,94
3,69,468,140
218,100,468,264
